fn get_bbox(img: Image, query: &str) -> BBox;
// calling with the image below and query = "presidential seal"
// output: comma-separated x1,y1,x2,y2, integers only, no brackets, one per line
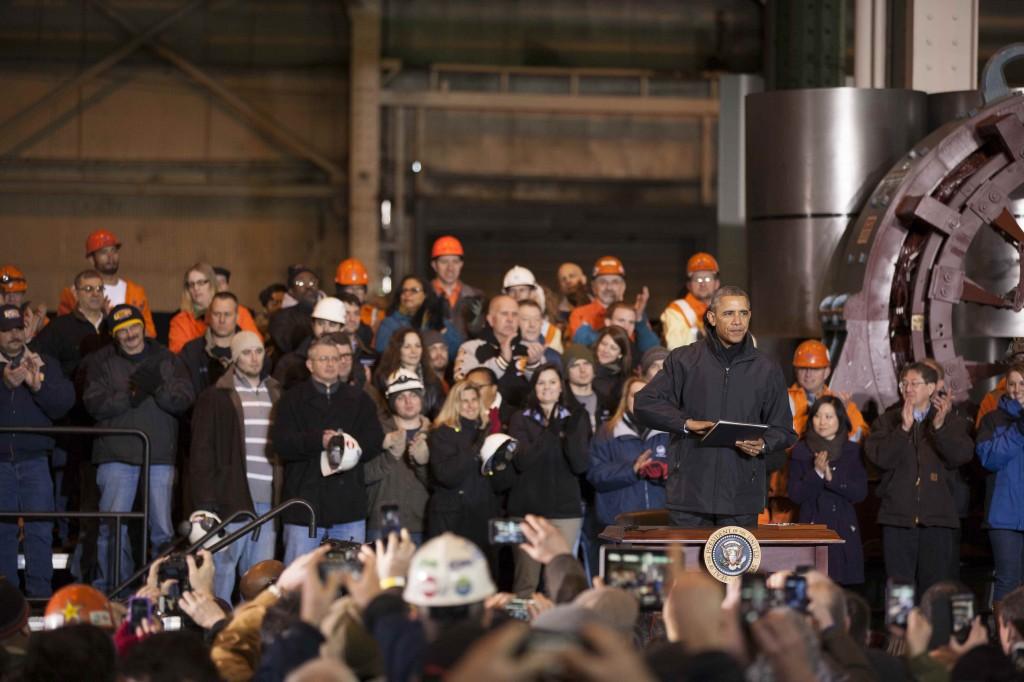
703,526,761,583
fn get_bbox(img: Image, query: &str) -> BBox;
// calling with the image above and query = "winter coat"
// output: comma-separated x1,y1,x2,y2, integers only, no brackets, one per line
82,340,194,465
31,310,107,381
864,404,974,528
426,418,499,549
268,300,314,355
0,350,75,461
374,311,412,354
364,416,431,533
977,395,1024,530
189,371,282,517
178,332,232,396
271,378,384,526
506,406,591,518
457,329,532,409
592,363,625,412
587,419,669,527
633,333,796,516
787,439,867,585
58,278,155,338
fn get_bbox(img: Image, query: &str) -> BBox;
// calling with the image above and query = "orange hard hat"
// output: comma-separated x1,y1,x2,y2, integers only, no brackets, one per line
793,340,830,368
687,252,719,275
431,235,464,259
335,258,369,286
592,256,625,278
0,265,27,293
44,584,115,630
86,229,120,256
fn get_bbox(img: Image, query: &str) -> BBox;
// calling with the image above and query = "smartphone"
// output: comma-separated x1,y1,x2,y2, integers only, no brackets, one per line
128,596,153,627
381,505,401,538
504,598,535,622
739,573,772,624
951,592,975,644
161,615,183,631
318,540,363,580
784,574,809,612
885,579,915,627
488,517,526,545
599,545,670,611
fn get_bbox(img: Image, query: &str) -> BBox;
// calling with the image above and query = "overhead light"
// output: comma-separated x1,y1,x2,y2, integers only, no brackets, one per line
411,161,422,173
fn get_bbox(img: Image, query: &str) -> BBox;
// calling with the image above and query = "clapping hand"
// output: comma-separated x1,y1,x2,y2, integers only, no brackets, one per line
932,392,952,429
813,451,832,481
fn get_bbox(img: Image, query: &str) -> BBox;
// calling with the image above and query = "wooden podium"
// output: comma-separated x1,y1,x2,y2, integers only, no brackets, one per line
600,515,843,575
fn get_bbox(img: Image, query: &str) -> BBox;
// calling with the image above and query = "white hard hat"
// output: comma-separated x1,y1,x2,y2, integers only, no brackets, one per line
479,433,518,476
385,368,425,398
321,433,363,476
403,533,496,607
502,265,537,291
312,297,347,325
188,510,224,548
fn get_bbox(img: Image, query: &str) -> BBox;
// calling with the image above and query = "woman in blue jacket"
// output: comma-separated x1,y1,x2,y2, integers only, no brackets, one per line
977,364,1024,602
587,376,668,528
788,395,867,586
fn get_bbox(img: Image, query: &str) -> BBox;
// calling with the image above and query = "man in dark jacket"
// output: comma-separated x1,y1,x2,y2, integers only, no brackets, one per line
865,362,973,594
83,304,194,592
190,331,281,602
0,305,75,596
179,292,245,396
272,297,347,391
634,286,796,527
271,335,383,565
269,265,321,355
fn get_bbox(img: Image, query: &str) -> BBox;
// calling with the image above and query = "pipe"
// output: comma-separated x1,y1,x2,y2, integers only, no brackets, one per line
206,499,318,555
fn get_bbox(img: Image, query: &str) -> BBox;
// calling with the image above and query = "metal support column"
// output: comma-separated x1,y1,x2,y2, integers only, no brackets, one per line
348,0,382,289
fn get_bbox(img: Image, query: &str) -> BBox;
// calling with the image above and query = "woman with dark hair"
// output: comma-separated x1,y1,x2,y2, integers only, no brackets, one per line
788,395,868,585
375,275,427,353
507,363,592,596
591,325,632,410
372,327,444,419
977,362,1024,602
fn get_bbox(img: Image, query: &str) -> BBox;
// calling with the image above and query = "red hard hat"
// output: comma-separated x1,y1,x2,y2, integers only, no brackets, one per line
793,340,830,368
335,258,369,286
687,252,719,275
85,229,120,256
431,235,464,259
592,256,625,278
0,265,27,293
44,584,115,630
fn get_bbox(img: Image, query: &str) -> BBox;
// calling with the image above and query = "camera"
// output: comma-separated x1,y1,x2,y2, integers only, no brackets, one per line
599,546,670,611
488,518,526,545
318,539,363,580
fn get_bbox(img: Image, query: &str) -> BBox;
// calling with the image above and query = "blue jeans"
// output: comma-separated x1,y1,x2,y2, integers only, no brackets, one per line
94,462,174,593
0,457,55,597
51,447,70,544
283,520,365,566
990,529,1024,603
212,502,276,603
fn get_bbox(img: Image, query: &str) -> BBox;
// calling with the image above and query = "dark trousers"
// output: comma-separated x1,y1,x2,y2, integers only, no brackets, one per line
989,529,1024,603
669,509,758,528
882,524,955,594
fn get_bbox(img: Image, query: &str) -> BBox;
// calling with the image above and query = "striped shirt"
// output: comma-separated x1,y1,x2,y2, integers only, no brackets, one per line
235,373,275,504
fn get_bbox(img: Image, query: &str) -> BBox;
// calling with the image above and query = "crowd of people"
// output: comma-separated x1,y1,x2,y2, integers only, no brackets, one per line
1,229,1024,680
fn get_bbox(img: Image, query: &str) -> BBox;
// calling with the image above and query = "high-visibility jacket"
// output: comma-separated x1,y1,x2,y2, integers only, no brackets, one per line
567,300,605,341
168,305,262,354
660,293,708,350
977,376,1007,428
58,279,156,338
542,320,564,354
360,304,384,333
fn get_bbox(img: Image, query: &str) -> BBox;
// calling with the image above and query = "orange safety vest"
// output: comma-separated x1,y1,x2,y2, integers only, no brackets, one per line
567,300,606,340
661,293,708,349
977,376,1007,428
360,304,384,332
58,279,156,338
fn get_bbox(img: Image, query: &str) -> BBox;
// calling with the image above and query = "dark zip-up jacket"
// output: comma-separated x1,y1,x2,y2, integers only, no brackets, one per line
0,349,75,461
31,310,106,381
426,418,499,549
82,340,194,465
190,371,282,517
271,377,383,526
506,406,591,518
865,404,973,528
633,332,795,515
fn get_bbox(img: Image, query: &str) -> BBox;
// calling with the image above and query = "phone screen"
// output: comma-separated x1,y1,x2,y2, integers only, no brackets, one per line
129,597,152,626
784,574,809,612
885,580,915,627
381,505,401,537
489,518,526,545
600,546,670,610
951,593,974,636
740,573,771,624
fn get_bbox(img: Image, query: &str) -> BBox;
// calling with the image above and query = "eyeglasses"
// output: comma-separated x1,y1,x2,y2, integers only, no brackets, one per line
691,276,716,284
337,353,353,360
76,284,105,293
899,380,928,389
401,287,423,294
311,355,342,364
293,279,318,288
186,278,210,289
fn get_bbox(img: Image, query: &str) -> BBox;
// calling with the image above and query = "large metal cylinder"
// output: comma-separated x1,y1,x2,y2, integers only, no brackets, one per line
745,88,927,338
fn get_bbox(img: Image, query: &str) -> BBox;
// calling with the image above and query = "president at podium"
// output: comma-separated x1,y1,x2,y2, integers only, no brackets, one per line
634,286,796,528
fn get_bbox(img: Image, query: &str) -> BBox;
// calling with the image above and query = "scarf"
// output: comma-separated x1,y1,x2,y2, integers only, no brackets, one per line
805,428,846,463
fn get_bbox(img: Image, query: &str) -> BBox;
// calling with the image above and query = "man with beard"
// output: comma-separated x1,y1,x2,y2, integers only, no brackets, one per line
269,265,322,355
57,230,155,338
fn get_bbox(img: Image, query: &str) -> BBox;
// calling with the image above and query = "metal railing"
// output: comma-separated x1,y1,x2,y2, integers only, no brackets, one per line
0,425,150,593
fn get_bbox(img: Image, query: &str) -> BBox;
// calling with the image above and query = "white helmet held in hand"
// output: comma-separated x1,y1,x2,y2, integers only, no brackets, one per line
479,433,518,476
403,533,496,607
312,297,347,325
188,510,224,548
502,266,537,291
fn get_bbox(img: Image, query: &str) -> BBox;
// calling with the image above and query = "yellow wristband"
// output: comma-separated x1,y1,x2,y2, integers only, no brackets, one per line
379,576,406,590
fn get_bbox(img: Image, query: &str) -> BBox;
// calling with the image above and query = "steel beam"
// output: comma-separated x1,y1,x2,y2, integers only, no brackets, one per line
0,179,339,198
378,90,718,117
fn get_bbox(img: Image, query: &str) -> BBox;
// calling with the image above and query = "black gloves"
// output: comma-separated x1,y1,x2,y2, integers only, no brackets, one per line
130,357,163,398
